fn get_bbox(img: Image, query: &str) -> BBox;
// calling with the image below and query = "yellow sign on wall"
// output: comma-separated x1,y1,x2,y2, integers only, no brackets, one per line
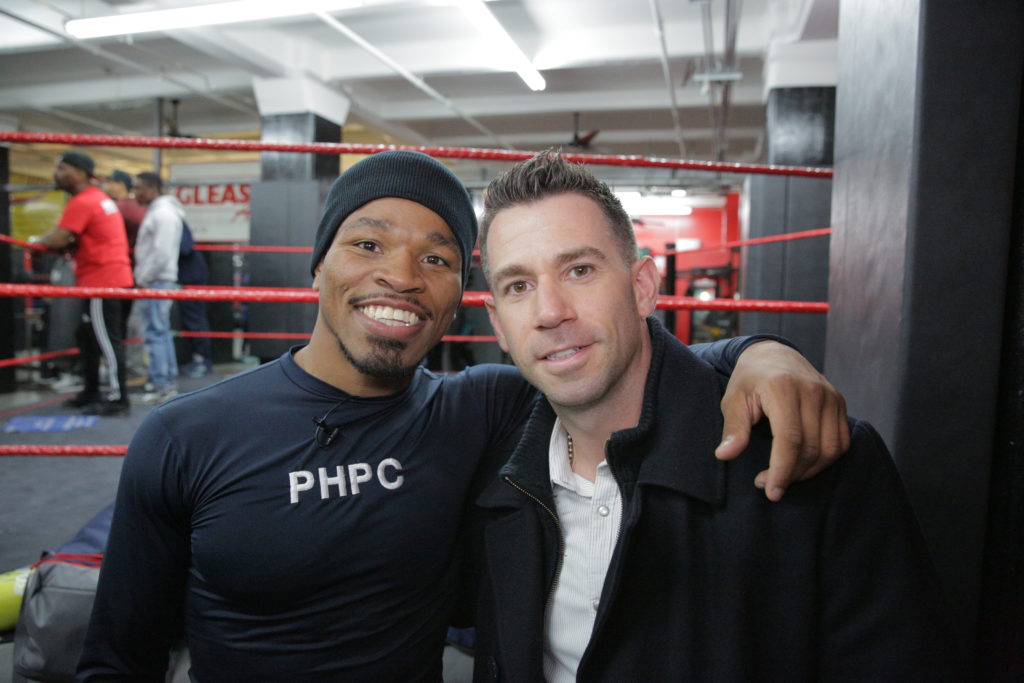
10,174,65,241
12,190,65,241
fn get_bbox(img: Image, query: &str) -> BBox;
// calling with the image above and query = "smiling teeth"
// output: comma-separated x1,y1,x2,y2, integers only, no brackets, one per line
546,347,580,361
360,305,421,326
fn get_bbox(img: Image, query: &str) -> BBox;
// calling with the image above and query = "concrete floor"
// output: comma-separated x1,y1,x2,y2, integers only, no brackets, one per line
0,368,245,572
0,365,244,683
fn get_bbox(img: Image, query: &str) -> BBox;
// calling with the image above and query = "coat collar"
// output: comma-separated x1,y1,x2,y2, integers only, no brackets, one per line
478,317,727,510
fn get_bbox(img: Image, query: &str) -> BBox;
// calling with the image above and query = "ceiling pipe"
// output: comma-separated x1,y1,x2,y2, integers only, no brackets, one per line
648,0,687,158
315,11,511,149
720,0,743,162
698,0,742,161
698,1,722,159
0,8,256,119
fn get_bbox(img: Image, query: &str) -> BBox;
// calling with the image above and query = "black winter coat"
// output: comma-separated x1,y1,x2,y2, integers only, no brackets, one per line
472,319,954,682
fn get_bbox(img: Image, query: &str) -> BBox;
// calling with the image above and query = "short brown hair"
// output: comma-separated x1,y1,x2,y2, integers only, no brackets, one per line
479,151,637,283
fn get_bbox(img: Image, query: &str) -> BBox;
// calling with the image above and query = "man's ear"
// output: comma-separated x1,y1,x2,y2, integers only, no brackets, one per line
632,255,660,317
312,263,322,291
484,297,510,353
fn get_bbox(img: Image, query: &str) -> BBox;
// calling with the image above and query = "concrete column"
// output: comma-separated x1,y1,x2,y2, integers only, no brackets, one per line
740,85,834,370
826,1,1023,671
247,77,349,360
738,19,838,369
260,113,341,182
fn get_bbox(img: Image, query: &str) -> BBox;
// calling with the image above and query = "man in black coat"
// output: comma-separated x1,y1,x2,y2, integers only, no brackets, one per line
473,152,953,682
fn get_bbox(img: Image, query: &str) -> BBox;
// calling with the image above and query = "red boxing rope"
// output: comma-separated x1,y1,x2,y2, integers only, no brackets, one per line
0,284,827,313
176,330,499,342
0,348,79,369
656,296,827,313
0,283,317,303
0,233,49,252
195,244,313,253
0,445,127,457
178,330,310,340
214,227,831,260
0,132,833,179
442,335,499,343
659,227,832,255
0,334,499,370
180,284,312,293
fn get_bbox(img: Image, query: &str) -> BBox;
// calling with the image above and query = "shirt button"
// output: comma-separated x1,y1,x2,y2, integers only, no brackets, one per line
591,599,600,611
597,505,610,517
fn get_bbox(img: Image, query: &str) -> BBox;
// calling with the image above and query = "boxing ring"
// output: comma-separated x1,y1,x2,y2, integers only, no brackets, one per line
0,132,832,457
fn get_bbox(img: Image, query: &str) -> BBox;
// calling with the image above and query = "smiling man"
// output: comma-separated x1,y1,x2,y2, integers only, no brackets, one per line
78,150,851,682
474,152,951,682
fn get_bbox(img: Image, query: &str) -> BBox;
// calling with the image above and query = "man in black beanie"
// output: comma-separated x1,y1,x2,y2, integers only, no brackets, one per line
80,150,850,681
311,150,478,287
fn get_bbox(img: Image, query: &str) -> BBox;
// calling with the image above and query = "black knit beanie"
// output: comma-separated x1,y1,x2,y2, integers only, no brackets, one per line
310,150,477,286
58,151,96,177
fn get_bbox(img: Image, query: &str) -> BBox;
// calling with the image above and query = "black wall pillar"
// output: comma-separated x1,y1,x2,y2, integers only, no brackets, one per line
741,87,834,370
248,113,340,360
826,1,1023,673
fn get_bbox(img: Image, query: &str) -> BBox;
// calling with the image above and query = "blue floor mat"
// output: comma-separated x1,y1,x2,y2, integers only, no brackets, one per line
3,415,99,433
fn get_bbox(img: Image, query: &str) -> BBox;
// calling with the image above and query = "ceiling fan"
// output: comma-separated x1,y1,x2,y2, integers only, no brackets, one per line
568,112,601,150
165,98,196,139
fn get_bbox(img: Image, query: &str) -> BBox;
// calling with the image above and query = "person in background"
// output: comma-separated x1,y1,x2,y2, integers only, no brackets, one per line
102,169,145,259
32,151,133,416
132,172,184,405
103,168,147,379
177,220,214,377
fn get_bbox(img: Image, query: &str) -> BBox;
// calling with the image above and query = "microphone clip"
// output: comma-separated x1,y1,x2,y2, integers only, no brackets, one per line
312,415,341,448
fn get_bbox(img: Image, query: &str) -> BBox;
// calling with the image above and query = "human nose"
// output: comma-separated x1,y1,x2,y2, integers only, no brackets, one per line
533,279,575,329
375,250,425,293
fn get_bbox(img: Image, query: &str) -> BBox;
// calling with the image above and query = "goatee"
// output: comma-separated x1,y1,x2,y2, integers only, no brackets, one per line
337,334,419,380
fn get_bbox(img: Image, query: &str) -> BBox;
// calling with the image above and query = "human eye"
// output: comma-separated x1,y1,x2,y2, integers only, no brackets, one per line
423,254,452,268
353,240,380,252
504,280,531,296
568,264,593,279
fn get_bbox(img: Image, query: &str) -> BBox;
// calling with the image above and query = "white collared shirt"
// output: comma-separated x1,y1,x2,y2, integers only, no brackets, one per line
543,419,624,683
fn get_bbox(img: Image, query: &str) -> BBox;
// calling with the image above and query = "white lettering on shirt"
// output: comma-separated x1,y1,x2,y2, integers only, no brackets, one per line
347,463,373,495
377,458,404,489
100,198,118,215
289,471,315,504
318,466,347,499
288,459,404,504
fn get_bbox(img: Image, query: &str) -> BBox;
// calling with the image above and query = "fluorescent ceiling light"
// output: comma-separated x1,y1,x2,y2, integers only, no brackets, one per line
455,0,545,91
65,0,368,39
617,194,698,217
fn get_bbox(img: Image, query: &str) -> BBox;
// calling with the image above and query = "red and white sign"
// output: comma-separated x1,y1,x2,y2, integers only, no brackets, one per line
170,162,257,243
174,183,251,242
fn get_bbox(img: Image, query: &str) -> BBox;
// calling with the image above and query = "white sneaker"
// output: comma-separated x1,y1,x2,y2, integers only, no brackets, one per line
51,374,84,392
141,385,178,405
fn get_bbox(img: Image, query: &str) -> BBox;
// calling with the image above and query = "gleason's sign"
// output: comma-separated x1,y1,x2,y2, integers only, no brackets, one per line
174,183,251,242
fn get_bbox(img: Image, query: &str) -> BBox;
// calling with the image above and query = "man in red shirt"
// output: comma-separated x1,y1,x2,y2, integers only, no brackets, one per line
34,151,135,415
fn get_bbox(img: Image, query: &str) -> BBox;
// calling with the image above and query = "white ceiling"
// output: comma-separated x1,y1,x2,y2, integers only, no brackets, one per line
0,0,838,187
